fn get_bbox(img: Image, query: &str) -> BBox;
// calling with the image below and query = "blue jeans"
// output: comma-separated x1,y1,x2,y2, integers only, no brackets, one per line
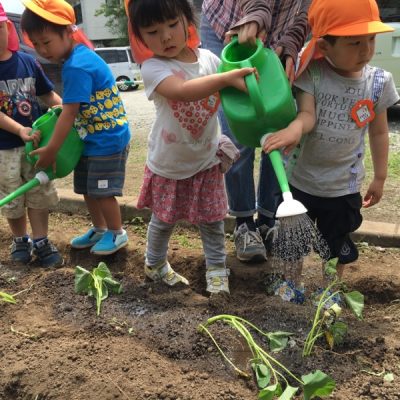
200,15,282,221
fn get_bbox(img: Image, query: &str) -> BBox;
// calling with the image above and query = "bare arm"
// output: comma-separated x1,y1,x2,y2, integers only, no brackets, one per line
262,90,316,154
155,68,256,102
363,111,389,208
39,91,62,108
0,111,30,138
29,103,80,169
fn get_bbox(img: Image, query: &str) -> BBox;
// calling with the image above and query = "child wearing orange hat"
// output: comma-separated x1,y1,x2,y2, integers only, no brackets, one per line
20,0,132,255
262,0,399,297
0,1,63,267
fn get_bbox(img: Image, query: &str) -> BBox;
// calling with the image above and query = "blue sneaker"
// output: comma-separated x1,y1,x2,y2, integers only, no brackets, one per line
71,228,105,249
11,237,32,264
90,230,128,255
33,239,63,268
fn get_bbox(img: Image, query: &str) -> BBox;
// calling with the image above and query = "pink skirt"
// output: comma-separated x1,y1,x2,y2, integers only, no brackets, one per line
137,164,227,224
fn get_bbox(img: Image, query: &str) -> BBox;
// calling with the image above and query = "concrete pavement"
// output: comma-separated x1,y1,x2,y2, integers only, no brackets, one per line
56,189,400,248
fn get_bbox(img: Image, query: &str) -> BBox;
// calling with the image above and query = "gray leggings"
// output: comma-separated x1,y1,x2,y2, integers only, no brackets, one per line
145,214,226,268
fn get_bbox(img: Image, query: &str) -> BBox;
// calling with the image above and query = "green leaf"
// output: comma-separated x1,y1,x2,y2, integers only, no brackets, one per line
267,331,292,352
329,321,347,346
302,370,336,399
258,384,279,400
279,385,298,399
0,291,17,304
383,373,394,382
93,262,112,279
324,258,339,277
344,291,364,319
74,266,93,293
103,276,122,294
253,363,271,389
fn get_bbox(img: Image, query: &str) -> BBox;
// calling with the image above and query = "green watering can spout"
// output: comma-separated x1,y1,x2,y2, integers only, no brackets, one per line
0,108,83,208
0,171,51,208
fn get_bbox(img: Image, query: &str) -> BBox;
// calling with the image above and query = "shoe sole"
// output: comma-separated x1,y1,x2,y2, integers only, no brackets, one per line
70,242,97,249
237,253,267,263
41,258,65,268
90,240,128,255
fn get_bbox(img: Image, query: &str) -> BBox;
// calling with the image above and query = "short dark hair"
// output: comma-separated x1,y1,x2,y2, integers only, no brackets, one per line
128,0,196,44
21,8,68,38
322,35,338,45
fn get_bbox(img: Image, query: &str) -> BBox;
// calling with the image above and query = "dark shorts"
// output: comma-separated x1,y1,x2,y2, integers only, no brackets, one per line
290,186,363,264
74,146,128,198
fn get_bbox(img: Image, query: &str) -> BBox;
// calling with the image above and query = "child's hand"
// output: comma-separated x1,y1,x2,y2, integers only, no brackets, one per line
20,127,41,148
30,145,57,172
262,125,302,155
18,126,33,142
363,178,385,208
225,67,258,93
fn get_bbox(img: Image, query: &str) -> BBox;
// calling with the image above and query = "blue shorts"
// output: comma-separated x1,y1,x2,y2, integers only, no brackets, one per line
290,185,362,264
74,146,128,198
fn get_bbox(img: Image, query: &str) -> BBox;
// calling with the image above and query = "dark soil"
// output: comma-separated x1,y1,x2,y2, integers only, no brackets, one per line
0,212,399,400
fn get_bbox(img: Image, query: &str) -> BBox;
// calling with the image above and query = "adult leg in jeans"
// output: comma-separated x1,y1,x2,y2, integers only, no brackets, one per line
200,14,267,262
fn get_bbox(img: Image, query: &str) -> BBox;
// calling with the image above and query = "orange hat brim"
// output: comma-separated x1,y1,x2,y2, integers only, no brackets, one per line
327,20,394,36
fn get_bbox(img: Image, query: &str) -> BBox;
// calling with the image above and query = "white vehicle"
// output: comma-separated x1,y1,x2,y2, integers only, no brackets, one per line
94,46,143,91
370,0,400,96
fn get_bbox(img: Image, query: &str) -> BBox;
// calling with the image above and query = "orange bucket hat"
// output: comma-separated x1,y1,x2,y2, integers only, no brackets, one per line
297,0,394,77
124,0,200,64
0,2,19,51
22,0,93,49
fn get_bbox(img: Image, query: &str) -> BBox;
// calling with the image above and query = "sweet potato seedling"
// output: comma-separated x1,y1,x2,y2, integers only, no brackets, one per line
199,314,335,399
0,291,16,304
75,262,122,316
303,258,364,357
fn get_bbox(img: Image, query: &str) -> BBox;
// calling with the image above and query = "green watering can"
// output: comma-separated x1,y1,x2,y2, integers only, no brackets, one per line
218,37,306,218
0,107,83,208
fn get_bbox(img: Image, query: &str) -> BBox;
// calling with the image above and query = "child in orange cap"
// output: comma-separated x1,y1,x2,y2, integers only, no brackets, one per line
20,0,132,255
0,1,63,268
262,0,399,298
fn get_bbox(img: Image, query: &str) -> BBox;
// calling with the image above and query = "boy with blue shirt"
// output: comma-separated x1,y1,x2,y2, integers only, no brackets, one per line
21,0,131,255
0,2,63,267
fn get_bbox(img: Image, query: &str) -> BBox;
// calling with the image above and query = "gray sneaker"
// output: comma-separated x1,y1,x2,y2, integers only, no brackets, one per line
233,223,267,262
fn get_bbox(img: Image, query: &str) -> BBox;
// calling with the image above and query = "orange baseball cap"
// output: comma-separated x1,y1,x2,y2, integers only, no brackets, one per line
297,0,394,77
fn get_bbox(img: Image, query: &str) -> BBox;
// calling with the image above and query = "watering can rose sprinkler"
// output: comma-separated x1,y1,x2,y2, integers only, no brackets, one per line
218,36,307,218
0,107,84,208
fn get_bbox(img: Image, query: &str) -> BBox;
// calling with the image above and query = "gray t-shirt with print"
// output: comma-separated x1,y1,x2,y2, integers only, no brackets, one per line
290,59,399,197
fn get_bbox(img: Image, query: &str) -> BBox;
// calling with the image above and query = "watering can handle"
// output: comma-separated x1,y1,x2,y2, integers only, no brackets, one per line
25,107,61,164
240,59,266,117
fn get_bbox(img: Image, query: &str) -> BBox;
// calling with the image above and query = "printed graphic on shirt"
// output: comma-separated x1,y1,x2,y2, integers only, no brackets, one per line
74,84,128,138
0,77,39,122
168,93,220,140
